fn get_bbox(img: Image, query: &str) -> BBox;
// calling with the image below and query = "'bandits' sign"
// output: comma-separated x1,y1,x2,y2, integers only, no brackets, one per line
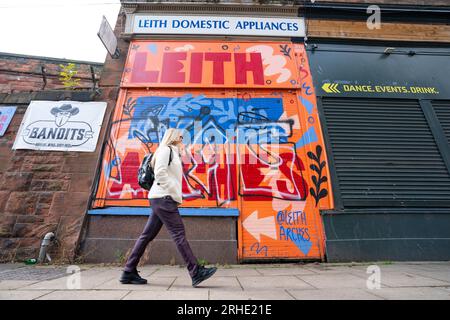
13,101,107,152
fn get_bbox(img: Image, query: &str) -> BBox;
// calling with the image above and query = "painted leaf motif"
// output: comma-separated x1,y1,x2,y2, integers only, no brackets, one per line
316,145,322,159
124,98,136,116
310,164,320,173
279,44,292,59
320,176,328,184
312,175,318,186
307,151,318,162
318,189,328,200
310,187,317,198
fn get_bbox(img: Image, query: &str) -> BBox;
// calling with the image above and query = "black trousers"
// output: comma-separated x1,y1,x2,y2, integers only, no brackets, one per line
124,196,199,277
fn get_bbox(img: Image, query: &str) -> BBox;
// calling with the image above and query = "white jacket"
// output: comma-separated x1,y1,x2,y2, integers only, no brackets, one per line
148,145,183,204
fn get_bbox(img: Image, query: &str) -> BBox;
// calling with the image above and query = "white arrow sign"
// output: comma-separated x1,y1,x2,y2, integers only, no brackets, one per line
243,210,277,242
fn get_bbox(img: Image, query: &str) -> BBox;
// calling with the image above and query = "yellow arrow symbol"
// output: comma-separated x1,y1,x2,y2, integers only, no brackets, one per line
322,83,341,93
331,83,341,93
322,83,333,93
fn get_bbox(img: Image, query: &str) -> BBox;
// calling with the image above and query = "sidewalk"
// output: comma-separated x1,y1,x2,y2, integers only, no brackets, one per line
1,262,449,300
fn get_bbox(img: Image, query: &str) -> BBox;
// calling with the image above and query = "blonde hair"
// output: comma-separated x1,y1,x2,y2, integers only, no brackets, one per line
159,128,182,147
151,128,182,167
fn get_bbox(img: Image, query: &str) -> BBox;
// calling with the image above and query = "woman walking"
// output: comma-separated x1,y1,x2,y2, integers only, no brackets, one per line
120,128,217,287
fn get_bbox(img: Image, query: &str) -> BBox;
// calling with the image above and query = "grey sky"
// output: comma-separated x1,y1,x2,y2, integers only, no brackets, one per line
0,0,121,62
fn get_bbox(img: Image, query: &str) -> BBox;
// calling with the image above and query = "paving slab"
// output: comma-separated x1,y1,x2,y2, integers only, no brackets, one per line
0,290,52,300
411,264,450,273
438,287,450,294
95,276,176,291
298,273,371,289
20,269,117,290
0,280,40,290
370,287,450,300
123,290,209,300
36,290,130,300
237,275,313,290
287,288,383,300
350,264,449,275
347,264,422,272
403,271,450,283
214,268,261,277
169,276,242,291
255,267,316,276
150,266,191,277
304,265,368,275
209,289,295,300
377,272,450,287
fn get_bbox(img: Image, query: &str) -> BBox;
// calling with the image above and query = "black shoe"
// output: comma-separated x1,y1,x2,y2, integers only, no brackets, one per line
191,266,217,287
120,269,147,285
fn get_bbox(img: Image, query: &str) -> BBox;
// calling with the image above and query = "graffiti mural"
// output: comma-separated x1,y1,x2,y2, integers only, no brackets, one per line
93,41,333,260
122,41,300,88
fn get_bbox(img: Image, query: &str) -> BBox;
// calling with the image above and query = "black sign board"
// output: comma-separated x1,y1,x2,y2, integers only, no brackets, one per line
307,43,450,100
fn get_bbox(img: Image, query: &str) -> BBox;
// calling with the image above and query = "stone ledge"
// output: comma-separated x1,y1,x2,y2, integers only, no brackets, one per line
0,90,97,105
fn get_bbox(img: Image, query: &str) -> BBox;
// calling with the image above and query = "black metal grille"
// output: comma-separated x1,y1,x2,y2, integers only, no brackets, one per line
321,98,450,207
433,101,450,144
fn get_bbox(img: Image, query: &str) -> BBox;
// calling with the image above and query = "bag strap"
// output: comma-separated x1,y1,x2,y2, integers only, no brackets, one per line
168,146,173,166
150,146,173,168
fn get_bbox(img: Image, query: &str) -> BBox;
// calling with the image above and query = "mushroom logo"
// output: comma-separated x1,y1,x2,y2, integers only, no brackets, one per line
50,104,79,127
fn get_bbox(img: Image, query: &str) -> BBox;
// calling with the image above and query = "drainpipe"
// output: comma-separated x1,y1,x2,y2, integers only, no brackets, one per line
38,232,55,263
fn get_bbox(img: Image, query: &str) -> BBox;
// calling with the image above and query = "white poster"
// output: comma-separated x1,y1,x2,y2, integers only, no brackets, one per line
13,101,107,152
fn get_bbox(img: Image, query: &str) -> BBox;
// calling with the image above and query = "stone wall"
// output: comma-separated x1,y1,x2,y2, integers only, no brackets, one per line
0,55,105,262
0,92,100,262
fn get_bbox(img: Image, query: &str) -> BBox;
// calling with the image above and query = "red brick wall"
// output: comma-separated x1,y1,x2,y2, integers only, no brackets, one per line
0,53,102,94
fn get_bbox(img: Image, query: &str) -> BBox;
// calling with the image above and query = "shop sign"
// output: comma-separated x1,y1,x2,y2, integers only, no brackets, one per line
0,106,16,137
98,15,119,58
308,44,450,99
321,83,441,96
123,41,301,88
13,101,107,152
131,15,305,37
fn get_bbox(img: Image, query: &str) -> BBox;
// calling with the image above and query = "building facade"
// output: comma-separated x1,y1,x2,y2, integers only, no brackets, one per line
78,0,450,264
2,0,449,264
82,2,332,264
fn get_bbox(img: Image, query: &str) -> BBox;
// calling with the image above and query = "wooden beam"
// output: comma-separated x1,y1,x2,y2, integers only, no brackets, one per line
308,19,450,42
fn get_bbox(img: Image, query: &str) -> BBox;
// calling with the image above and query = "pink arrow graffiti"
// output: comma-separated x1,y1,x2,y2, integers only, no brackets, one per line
243,210,277,243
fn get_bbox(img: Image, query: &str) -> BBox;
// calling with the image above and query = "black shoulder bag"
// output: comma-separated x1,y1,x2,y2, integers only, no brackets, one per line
138,146,173,191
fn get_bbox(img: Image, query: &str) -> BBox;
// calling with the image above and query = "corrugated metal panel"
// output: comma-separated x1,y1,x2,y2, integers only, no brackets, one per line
433,100,450,144
321,98,450,207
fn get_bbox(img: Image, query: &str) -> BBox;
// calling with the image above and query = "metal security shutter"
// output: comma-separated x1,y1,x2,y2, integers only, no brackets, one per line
321,98,450,207
433,101,450,144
